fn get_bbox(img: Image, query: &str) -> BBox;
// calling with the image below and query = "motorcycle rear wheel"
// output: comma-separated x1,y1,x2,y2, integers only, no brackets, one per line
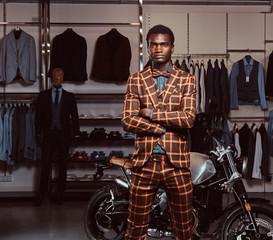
84,185,128,240
221,202,273,240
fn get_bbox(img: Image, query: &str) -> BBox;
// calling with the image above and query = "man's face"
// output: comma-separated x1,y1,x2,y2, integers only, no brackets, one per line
148,33,174,66
52,70,64,87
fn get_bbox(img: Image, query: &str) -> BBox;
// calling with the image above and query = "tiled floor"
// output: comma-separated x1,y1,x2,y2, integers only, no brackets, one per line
0,193,273,240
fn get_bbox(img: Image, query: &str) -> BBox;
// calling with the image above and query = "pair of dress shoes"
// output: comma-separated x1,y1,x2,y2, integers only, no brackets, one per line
72,151,88,161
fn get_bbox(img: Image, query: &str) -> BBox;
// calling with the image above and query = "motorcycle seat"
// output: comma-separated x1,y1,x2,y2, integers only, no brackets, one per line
110,157,132,169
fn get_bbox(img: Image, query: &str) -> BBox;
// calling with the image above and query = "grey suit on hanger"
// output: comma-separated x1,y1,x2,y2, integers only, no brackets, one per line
0,30,37,84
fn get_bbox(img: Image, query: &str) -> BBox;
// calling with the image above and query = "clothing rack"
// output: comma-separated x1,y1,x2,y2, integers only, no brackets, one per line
0,99,34,105
265,40,273,43
228,116,269,122
50,22,140,26
227,48,265,53
172,53,229,58
0,22,41,26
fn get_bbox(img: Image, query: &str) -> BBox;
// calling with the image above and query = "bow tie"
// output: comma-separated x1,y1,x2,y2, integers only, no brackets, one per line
152,69,171,78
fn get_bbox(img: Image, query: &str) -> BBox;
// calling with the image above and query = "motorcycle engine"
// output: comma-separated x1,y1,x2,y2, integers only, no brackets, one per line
157,189,168,212
147,189,174,238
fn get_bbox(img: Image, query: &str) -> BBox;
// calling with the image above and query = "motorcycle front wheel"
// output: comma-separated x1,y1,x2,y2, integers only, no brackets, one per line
221,202,273,240
84,185,129,240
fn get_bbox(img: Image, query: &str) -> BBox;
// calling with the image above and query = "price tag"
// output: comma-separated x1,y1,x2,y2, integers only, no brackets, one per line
246,76,249,83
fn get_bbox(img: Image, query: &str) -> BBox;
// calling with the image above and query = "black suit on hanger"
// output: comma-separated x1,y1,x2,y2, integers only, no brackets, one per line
91,28,131,82
35,88,79,203
214,59,221,114
266,51,273,97
205,59,215,114
48,29,87,82
219,60,230,114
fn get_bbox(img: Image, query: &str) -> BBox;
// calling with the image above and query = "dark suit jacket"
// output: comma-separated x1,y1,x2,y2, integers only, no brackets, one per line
205,59,215,115
48,29,87,82
35,89,79,139
122,65,196,168
91,29,131,82
266,51,273,97
220,59,230,114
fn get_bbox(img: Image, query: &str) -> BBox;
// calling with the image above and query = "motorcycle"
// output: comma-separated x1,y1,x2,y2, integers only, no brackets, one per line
84,128,273,240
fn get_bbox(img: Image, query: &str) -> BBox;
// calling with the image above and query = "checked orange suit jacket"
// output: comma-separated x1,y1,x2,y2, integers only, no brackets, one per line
122,64,196,169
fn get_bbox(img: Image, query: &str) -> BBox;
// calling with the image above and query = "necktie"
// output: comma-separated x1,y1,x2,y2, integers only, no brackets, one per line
55,89,59,105
152,69,171,78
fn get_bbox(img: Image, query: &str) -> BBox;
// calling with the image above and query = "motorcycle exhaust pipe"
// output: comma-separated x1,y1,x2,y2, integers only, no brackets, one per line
115,176,129,189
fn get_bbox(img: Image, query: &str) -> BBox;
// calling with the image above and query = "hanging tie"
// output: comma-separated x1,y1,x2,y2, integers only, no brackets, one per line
152,69,171,78
55,89,59,105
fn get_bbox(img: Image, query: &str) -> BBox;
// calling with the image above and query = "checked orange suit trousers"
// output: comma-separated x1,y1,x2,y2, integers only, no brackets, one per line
125,154,193,240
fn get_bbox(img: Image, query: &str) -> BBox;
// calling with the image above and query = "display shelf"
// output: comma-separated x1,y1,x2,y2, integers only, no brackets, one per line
76,139,134,146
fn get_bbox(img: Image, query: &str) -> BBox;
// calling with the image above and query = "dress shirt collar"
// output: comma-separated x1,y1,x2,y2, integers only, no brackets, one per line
243,57,254,66
52,86,63,92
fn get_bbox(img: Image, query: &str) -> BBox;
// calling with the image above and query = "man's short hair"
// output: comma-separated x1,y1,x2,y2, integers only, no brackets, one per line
146,24,175,46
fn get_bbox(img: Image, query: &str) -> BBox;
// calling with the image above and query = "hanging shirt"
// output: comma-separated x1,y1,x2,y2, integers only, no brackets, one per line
252,129,262,179
229,57,267,110
199,61,206,113
268,110,273,157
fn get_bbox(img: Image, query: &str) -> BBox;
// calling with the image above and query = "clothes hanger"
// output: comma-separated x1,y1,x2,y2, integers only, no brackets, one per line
14,26,22,39
245,49,252,63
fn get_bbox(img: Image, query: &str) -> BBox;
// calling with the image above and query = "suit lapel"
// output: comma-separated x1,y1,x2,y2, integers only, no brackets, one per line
18,31,26,56
162,65,180,104
8,32,17,54
141,67,159,108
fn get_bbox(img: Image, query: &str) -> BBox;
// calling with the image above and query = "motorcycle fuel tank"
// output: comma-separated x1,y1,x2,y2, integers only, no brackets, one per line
190,152,216,185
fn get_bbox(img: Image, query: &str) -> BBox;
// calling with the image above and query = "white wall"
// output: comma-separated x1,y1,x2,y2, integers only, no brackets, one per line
0,2,273,192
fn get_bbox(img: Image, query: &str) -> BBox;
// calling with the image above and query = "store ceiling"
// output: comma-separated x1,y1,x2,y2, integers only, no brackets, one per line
1,0,272,5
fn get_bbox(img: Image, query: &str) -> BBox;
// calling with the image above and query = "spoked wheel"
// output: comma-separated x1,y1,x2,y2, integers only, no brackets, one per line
84,185,129,240
221,203,273,240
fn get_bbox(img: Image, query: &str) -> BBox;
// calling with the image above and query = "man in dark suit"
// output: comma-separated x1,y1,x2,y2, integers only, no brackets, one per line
122,25,196,239
35,68,79,205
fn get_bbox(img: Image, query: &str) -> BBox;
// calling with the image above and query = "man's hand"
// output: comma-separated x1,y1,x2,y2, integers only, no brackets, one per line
139,108,152,119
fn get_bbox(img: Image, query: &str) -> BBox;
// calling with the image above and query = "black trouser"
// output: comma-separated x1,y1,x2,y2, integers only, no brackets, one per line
39,129,70,197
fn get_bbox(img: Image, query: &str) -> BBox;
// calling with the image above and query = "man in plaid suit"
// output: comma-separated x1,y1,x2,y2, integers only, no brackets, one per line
122,25,196,239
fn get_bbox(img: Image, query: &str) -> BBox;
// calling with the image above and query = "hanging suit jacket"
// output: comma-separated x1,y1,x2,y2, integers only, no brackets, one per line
35,89,79,139
205,59,216,115
48,29,87,82
266,51,273,97
122,65,196,168
214,59,221,114
0,30,37,84
91,29,131,82
219,60,230,114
